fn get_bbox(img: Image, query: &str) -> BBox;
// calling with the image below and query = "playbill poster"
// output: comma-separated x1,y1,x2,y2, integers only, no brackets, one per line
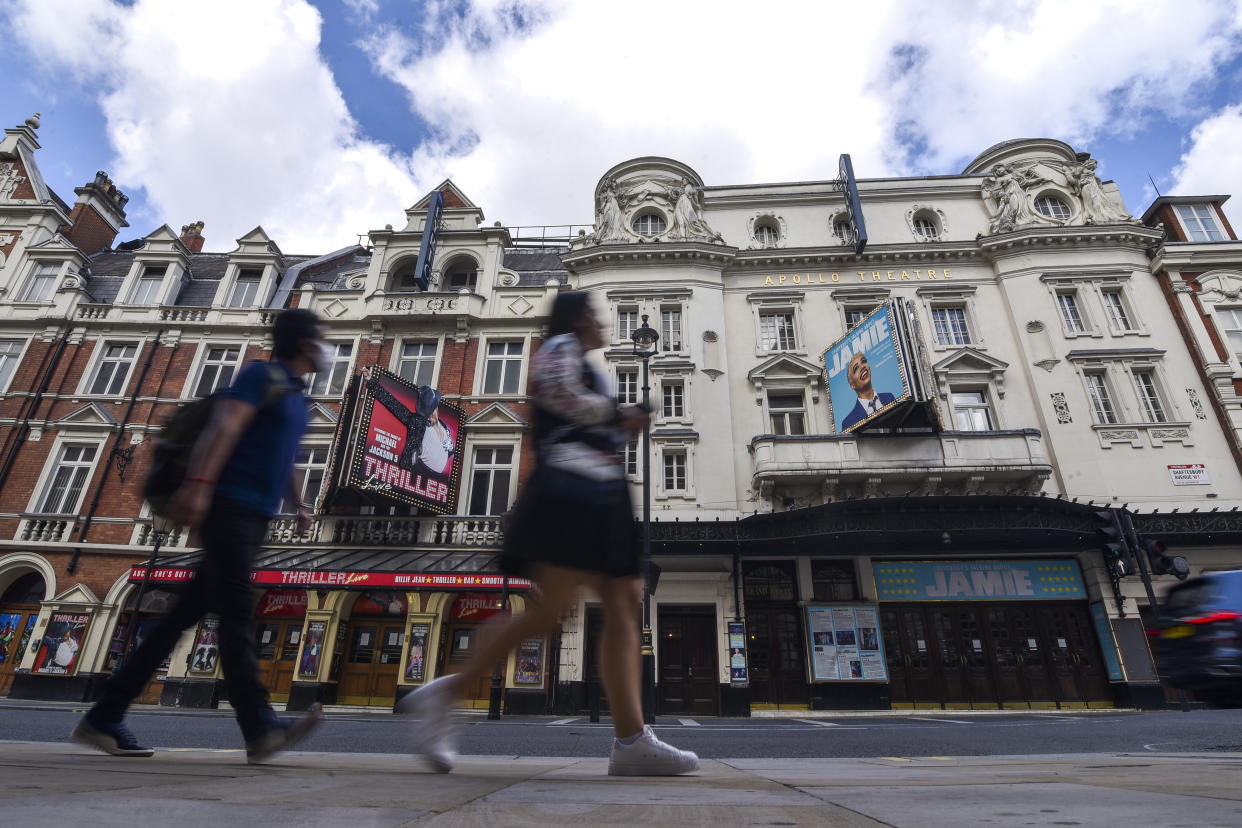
806,605,887,682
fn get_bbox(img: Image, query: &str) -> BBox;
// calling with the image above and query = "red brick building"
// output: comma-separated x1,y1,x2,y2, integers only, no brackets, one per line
0,115,562,712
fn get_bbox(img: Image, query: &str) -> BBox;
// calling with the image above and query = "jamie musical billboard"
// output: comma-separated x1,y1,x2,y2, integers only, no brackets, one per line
327,367,466,515
822,303,911,433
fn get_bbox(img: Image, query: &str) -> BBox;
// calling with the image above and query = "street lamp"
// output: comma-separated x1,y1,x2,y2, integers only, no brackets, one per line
119,513,173,669
631,314,659,724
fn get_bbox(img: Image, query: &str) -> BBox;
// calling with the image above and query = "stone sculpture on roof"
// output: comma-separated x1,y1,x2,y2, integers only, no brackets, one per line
981,155,1132,234
588,172,723,245
1065,158,1131,224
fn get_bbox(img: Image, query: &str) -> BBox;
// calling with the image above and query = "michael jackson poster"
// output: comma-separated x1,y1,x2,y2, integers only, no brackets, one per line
324,367,466,515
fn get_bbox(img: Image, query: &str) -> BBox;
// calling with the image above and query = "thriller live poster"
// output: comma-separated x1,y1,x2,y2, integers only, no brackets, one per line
325,367,466,515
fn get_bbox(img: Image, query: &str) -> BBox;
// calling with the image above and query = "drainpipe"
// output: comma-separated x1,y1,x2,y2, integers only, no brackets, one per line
0,334,68,491
75,337,160,543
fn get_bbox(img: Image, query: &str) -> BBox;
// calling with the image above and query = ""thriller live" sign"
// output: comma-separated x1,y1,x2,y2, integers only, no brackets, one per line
128,566,532,591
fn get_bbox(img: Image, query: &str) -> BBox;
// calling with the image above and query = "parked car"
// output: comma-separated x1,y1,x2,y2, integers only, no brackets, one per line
1152,571,1242,706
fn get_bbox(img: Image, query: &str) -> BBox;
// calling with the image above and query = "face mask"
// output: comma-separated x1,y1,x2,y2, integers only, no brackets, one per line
310,342,333,374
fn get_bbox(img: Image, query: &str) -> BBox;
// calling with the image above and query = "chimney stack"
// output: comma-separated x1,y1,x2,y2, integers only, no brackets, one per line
180,221,205,253
62,170,130,256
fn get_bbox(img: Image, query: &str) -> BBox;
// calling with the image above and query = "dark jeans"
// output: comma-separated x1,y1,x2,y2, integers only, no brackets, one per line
92,498,276,741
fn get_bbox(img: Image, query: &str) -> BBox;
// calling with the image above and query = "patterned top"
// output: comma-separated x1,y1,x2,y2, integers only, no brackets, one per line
532,334,624,482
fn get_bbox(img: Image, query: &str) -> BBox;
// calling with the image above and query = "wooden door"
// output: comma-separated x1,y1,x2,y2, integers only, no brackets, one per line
1038,604,1111,704
444,625,502,709
338,621,405,705
657,608,718,715
255,621,301,703
745,607,809,705
886,606,939,703
0,608,38,696
1004,606,1056,703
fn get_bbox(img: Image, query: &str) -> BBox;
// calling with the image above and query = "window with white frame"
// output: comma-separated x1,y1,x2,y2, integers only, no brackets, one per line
130,267,164,305
19,262,59,303
931,306,971,346
662,450,687,493
227,269,262,308
468,446,513,515
1083,371,1119,424
482,341,523,395
89,343,139,395
1132,369,1168,423
38,443,97,514
913,215,939,240
1034,195,1072,221
759,311,797,350
1101,289,1136,332
279,446,330,513
1176,204,1225,242
617,308,638,342
844,307,873,331
1056,291,1088,333
633,212,667,236
623,438,640,477
309,342,353,396
767,392,806,435
950,389,994,431
1216,308,1242,365
444,260,478,290
616,368,639,405
662,380,684,418
193,345,240,397
0,338,23,389
397,340,438,386
661,308,682,352
753,222,779,247
833,220,853,246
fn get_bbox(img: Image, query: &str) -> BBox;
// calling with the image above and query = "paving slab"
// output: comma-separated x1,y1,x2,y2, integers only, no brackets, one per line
5,741,1242,827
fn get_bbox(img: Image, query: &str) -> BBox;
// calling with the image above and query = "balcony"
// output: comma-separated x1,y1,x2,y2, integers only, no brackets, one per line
749,429,1051,499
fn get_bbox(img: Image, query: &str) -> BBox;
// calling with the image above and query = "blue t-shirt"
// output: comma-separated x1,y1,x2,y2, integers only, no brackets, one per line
214,360,309,518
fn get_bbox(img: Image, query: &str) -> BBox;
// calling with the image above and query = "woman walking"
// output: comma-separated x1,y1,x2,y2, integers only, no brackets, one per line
399,291,699,777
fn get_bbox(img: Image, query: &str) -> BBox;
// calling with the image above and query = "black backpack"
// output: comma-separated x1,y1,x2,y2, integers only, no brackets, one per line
143,363,295,518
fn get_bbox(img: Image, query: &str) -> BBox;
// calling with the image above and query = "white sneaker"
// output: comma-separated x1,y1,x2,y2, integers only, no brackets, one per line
607,725,700,776
397,677,457,773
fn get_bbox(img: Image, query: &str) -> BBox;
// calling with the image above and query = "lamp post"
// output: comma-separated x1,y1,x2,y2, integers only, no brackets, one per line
631,314,659,724
119,514,173,669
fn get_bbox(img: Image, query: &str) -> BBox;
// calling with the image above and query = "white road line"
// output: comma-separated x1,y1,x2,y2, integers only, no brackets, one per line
678,718,701,727
548,718,578,726
795,719,841,727
909,717,972,724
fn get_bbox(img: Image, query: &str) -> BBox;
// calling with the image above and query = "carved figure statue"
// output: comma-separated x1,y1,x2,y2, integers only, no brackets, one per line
982,163,1047,234
1065,158,1130,223
593,178,626,242
667,179,723,242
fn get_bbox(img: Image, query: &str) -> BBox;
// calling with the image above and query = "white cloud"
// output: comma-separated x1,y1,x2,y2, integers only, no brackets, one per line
1170,102,1242,230
12,0,1242,250
11,0,417,252
365,0,1242,225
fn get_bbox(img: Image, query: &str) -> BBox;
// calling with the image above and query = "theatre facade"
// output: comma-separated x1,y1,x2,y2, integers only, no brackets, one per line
3,114,1242,714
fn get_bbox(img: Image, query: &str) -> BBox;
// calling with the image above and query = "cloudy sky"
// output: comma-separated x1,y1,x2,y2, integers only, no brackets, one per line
4,0,1242,253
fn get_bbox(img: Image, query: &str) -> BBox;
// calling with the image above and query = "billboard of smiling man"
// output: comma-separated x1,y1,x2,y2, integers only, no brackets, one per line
822,303,911,433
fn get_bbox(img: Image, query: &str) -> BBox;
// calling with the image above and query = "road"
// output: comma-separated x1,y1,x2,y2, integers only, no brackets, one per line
5,703,1242,759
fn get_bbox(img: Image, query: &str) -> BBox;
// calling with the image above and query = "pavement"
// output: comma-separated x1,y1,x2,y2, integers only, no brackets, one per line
4,739,1241,827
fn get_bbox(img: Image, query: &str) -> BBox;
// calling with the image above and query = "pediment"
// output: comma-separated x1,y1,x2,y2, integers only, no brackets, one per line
307,402,338,425
466,402,529,429
55,402,118,428
52,583,99,604
1195,271,1242,301
231,226,285,261
933,348,1009,374
141,224,192,256
412,180,478,211
27,232,81,253
748,353,823,382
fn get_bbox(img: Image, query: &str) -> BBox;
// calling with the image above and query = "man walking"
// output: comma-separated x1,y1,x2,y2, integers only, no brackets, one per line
73,309,328,762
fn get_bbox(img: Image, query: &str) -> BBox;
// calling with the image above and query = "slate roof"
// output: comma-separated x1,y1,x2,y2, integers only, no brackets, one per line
502,247,568,286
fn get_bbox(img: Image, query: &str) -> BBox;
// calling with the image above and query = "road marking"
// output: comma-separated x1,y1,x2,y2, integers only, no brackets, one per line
881,757,912,762
795,719,841,727
678,719,701,727
909,717,972,724
548,718,578,726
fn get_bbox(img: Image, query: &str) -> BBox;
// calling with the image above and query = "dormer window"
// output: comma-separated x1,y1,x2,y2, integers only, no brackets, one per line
19,262,59,303
130,267,164,305
633,212,667,236
227,269,262,307
1176,204,1224,242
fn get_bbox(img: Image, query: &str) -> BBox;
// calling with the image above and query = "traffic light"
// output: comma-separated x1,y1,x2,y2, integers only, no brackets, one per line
1095,509,1135,577
1141,538,1190,580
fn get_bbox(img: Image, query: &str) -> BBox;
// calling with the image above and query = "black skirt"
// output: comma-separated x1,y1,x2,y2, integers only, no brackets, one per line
500,477,641,579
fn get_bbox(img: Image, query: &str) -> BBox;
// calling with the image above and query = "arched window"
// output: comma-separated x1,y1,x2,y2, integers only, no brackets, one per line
632,212,667,236
1034,194,1072,221
388,258,421,291
443,258,478,290
753,221,779,247
913,215,939,240
833,220,852,245
1,572,45,604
